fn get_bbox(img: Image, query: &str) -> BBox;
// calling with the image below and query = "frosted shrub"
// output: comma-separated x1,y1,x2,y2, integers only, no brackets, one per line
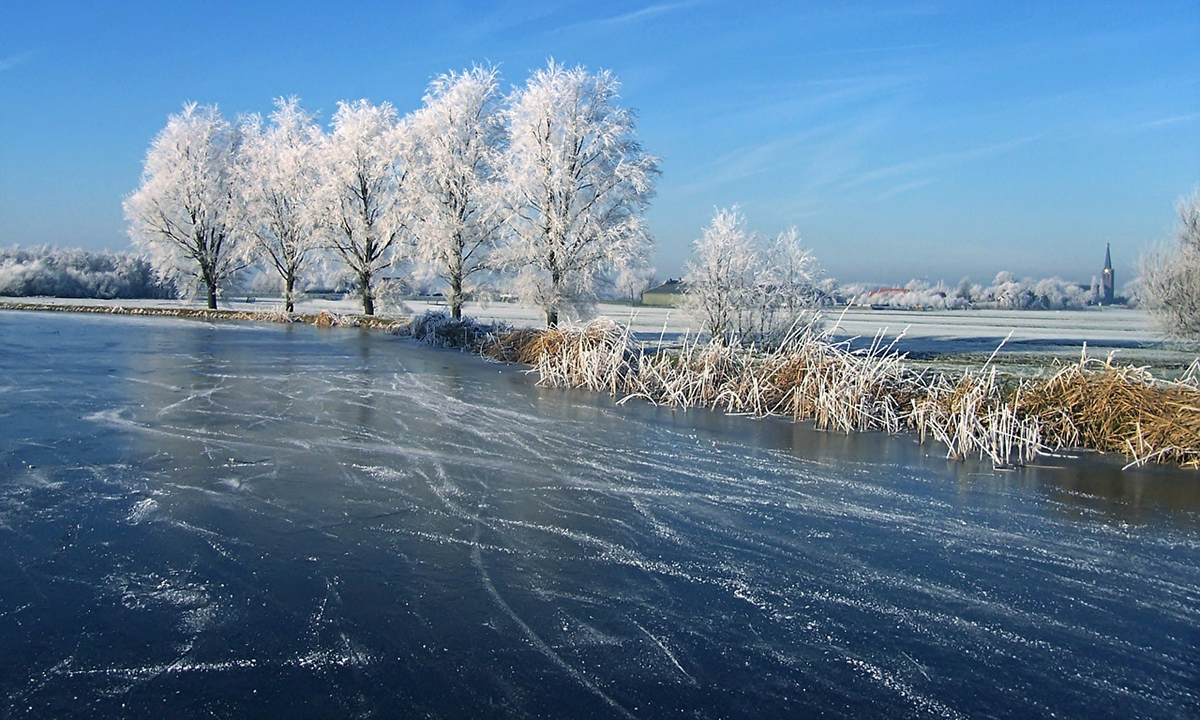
401,309,506,351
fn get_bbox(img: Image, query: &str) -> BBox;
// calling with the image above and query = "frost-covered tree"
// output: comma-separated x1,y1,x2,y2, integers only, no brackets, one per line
683,208,759,342
764,226,820,319
501,61,659,326
1140,191,1200,339
850,272,1094,310
124,103,250,309
408,66,507,320
239,97,323,312
684,208,821,345
314,99,410,315
614,264,656,305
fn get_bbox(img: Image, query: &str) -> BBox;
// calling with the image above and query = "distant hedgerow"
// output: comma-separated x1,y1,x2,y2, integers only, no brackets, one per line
0,246,175,299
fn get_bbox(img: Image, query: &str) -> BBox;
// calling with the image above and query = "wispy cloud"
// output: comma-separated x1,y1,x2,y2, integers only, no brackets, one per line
0,51,35,72
783,42,940,60
1138,112,1200,130
842,134,1041,190
451,2,575,45
556,0,704,33
875,178,935,201
671,124,838,196
699,73,915,130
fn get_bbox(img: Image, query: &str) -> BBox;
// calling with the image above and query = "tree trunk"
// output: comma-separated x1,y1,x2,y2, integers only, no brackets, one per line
206,282,217,310
284,274,295,314
449,277,462,321
361,275,374,316
548,260,561,328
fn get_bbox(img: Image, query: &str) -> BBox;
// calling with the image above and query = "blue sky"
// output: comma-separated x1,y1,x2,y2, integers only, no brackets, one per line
1,1,1196,285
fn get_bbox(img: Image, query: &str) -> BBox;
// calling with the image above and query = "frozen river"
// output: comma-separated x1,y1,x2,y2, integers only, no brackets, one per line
1,311,1197,718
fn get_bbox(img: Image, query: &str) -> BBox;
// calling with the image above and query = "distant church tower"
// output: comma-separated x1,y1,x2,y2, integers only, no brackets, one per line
1101,243,1114,304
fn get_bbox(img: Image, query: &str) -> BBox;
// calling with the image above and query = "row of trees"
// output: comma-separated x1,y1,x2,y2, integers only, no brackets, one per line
125,62,658,323
119,58,1199,341
837,273,1105,311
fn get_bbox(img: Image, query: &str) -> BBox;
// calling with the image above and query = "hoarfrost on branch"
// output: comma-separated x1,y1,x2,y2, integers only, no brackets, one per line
500,61,659,327
408,66,507,320
124,103,251,309
314,99,410,316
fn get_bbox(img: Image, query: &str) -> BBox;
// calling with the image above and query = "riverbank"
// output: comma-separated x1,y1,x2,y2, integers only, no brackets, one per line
480,318,1200,470
0,299,405,330
4,297,1197,469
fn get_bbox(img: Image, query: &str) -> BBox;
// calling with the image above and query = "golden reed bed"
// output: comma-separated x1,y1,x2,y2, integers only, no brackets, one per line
484,319,1200,470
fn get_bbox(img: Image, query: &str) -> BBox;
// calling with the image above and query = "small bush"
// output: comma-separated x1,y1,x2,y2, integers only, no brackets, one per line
400,310,508,351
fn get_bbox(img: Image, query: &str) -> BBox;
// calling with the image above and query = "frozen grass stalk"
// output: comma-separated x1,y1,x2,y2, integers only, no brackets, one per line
476,315,1199,470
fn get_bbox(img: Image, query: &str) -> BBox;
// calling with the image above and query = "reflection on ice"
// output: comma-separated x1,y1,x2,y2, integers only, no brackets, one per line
0,311,1197,719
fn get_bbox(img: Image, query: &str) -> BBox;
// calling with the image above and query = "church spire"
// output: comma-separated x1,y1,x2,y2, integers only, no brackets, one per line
1101,243,1114,304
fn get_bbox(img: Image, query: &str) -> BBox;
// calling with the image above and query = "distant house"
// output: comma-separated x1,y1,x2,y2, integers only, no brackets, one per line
641,279,687,307
866,287,906,308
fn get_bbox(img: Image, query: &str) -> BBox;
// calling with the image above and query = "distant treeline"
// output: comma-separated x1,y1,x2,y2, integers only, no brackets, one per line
834,272,1132,311
0,246,175,299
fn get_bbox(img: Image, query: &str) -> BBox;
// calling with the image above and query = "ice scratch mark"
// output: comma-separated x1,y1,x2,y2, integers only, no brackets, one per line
630,619,695,684
0,603,31,618
470,523,638,720
845,656,965,720
900,651,930,681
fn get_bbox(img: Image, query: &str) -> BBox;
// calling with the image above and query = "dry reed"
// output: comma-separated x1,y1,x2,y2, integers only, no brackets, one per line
1017,355,1200,468
486,318,1199,469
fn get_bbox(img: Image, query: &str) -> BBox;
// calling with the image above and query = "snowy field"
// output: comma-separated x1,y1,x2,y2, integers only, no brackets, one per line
0,294,1164,341
3,296,1190,369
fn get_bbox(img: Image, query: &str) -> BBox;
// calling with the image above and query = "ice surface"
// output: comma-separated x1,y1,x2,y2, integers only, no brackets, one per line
0,310,1197,718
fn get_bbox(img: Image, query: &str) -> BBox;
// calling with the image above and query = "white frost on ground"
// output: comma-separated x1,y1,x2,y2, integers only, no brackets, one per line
0,295,1161,344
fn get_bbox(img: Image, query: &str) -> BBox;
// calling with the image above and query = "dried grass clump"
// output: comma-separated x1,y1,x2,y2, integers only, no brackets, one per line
1018,356,1200,468
519,320,1200,469
474,318,1200,468
628,335,767,412
297,311,401,331
910,370,1041,467
531,320,641,395
482,328,546,363
769,332,920,434
308,310,352,327
526,320,926,437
